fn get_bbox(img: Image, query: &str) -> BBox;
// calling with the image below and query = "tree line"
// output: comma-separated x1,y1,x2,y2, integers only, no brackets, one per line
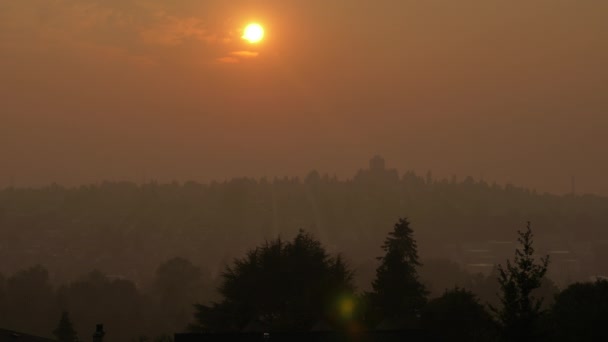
1,161,608,289
188,219,607,341
0,257,213,342
3,219,605,342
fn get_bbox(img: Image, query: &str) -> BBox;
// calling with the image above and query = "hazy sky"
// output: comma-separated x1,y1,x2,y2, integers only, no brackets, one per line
1,0,607,194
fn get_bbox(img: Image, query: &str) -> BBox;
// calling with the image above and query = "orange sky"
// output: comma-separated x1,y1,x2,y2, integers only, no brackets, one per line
1,0,607,194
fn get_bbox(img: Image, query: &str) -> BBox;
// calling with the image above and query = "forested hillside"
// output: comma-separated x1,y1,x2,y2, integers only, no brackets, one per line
1,158,607,289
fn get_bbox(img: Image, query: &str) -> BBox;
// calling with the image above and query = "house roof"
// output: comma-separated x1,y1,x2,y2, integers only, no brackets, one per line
0,329,57,342
175,330,438,342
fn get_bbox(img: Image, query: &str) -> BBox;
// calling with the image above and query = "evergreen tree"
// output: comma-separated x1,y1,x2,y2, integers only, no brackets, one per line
53,311,78,342
491,222,549,342
368,218,427,328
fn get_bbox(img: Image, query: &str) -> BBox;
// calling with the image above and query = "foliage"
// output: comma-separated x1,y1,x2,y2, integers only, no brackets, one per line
2,265,56,335
154,258,208,333
1,163,607,292
550,280,608,341
189,230,355,332
0,262,212,342
368,218,428,328
56,270,143,342
491,222,550,342
53,311,78,342
470,266,559,313
421,288,497,341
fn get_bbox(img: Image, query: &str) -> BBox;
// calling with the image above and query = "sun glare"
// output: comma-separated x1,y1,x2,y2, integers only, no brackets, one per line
242,23,264,44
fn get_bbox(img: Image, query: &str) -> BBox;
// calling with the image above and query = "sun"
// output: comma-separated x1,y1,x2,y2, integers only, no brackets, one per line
242,23,264,44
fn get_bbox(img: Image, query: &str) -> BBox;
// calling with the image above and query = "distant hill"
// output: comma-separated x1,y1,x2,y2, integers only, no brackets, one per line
1,157,607,287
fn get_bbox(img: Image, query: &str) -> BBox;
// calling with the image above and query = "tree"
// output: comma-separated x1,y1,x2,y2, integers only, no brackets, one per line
491,222,549,342
421,288,497,341
5,265,56,335
550,280,608,341
154,258,209,332
56,270,143,342
53,311,78,342
368,218,427,328
189,230,355,332
0,272,6,325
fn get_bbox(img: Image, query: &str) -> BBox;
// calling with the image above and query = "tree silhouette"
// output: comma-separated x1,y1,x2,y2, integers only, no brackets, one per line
2,163,608,298
56,270,143,342
491,222,549,342
154,257,208,332
550,280,608,341
421,288,496,341
189,230,355,332
5,265,56,335
368,218,427,328
0,272,6,324
53,311,78,342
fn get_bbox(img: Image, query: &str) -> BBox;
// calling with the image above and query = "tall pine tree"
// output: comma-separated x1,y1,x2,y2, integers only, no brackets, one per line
369,218,427,328
491,222,549,342
53,311,78,342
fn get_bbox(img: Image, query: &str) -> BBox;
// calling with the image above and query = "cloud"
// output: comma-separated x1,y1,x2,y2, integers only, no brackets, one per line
0,0,236,67
75,41,160,67
217,56,240,64
230,51,259,58
216,50,259,64
139,15,224,47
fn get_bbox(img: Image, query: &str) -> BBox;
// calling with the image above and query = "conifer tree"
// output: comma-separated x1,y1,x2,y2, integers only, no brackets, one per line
491,222,549,342
369,218,427,327
53,311,78,342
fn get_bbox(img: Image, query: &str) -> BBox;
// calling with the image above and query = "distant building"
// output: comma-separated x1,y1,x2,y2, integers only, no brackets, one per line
354,156,399,184
369,155,386,172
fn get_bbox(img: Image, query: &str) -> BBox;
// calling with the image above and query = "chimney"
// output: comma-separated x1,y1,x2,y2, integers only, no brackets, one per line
92,324,105,342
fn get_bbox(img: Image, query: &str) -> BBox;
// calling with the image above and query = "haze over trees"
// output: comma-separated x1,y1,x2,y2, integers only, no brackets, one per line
0,158,606,291
2,1,607,340
0,217,607,341
1,159,608,340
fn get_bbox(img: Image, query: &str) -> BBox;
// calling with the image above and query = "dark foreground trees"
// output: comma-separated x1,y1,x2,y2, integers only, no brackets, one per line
56,270,143,342
492,222,550,342
9,217,608,341
550,280,608,341
189,230,355,332
367,218,428,328
421,288,496,341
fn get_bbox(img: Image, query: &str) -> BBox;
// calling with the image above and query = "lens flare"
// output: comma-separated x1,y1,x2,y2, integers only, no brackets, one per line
339,297,355,319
